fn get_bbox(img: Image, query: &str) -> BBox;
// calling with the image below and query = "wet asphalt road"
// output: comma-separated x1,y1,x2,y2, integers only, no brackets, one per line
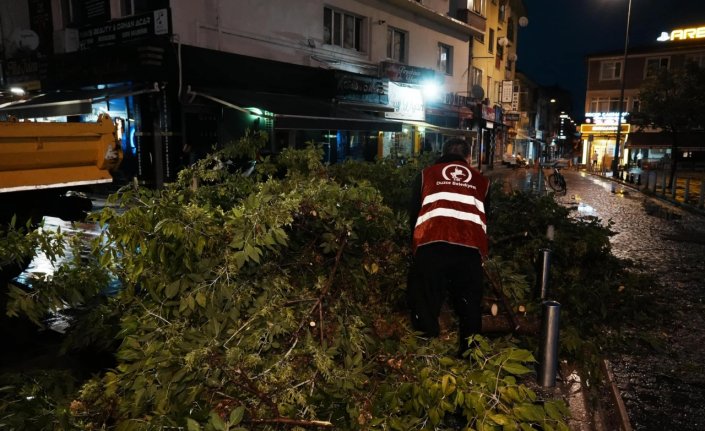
490,166,705,431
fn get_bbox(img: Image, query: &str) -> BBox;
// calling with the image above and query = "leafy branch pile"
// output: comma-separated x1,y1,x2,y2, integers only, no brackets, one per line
1,132,656,430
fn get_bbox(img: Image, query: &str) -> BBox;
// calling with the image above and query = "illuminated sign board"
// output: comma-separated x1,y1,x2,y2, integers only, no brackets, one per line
657,26,705,42
585,112,627,125
580,124,630,134
385,82,425,121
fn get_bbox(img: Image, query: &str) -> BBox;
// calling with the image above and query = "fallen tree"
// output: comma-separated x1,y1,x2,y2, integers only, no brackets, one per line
1,132,655,430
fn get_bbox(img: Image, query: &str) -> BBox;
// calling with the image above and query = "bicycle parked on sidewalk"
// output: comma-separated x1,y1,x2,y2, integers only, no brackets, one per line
546,162,567,194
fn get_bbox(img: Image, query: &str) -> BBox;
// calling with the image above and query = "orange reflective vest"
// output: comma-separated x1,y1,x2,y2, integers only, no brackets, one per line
412,161,490,257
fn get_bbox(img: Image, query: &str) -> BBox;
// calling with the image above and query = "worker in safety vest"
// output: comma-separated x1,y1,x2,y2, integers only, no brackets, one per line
407,138,490,357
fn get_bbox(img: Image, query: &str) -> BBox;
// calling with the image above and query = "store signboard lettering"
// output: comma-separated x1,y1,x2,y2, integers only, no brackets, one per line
385,82,425,121
79,8,170,50
580,124,630,134
657,25,705,42
335,71,389,105
380,61,435,85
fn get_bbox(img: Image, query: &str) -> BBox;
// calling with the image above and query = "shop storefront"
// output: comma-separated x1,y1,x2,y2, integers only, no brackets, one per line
580,113,630,172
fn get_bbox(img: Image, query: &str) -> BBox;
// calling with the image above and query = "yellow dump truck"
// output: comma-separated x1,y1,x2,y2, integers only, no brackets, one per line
0,113,122,226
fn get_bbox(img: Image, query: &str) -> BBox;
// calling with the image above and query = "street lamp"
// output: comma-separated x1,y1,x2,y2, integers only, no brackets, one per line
612,0,633,178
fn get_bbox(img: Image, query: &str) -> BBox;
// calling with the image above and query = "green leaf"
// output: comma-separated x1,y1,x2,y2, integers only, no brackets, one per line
229,405,245,425
488,413,512,425
209,411,226,431
502,362,532,375
186,417,201,431
512,403,545,422
166,279,181,299
196,291,207,307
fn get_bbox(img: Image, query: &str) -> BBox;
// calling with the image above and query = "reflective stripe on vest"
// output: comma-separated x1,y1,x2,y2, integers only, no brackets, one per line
413,162,489,256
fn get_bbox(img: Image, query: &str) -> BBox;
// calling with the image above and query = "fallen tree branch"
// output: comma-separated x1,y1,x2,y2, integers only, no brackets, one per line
248,417,334,428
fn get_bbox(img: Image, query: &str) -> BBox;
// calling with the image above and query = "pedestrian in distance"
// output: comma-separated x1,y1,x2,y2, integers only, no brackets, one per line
406,138,490,357
592,151,598,172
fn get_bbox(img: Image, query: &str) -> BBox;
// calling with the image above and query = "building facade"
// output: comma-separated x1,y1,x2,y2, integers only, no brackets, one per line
582,23,705,173
0,0,526,187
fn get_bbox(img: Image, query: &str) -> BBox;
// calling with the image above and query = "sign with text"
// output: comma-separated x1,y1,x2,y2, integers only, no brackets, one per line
501,80,513,103
334,71,389,106
580,123,630,134
657,25,705,42
385,82,425,121
380,61,435,85
79,8,170,50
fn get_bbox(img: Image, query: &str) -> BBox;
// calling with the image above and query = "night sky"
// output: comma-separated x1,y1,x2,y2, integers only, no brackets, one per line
516,0,705,119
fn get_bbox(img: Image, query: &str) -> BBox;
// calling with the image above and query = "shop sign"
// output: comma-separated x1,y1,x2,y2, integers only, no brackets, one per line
4,57,43,86
657,25,705,42
334,71,388,105
585,111,627,125
501,80,513,103
481,105,496,122
379,61,435,85
580,123,630,134
79,8,170,50
504,111,520,121
385,82,425,121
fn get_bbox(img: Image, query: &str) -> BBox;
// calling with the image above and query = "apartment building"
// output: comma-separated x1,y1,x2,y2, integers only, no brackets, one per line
582,22,705,171
0,0,526,186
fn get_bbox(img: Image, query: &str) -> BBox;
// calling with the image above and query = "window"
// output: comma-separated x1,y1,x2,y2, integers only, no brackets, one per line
387,27,407,63
631,98,640,112
589,97,626,113
488,29,495,54
645,57,669,78
470,67,483,91
600,60,622,81
438,43,452,75
471,0,485,15
324,7,363,51
121,0,168,16
60,0,78,26
507,18,515,42
686,54,705,68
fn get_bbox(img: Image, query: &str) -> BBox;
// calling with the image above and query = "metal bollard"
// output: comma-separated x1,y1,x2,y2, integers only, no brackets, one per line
539,249,552,299
538,301,561,387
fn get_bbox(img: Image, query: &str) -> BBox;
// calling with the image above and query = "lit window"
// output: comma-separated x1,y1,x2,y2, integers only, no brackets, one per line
387,27,407,63
438,43,453,75
600,61,622,81
324,7,363,51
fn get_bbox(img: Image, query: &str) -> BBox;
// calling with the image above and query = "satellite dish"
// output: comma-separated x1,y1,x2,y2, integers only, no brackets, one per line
12,29,40,51
470,85,485,100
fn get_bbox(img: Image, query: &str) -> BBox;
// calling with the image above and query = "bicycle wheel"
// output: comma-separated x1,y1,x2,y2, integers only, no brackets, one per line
548,172,566,193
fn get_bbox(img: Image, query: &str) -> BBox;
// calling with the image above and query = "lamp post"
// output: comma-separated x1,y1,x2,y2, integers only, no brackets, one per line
612,0,633,178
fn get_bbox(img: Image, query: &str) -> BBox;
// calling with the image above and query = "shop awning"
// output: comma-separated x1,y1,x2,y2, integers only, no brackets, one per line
395,119,476,137
626,131,705,150
187,87,401,132
0,82,160,119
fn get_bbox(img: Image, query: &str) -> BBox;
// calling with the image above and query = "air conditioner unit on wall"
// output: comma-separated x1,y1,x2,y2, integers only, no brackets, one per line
53,28,79,54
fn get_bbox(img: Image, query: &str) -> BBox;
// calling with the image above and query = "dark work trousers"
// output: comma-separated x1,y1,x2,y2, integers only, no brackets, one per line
407,242,484,354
